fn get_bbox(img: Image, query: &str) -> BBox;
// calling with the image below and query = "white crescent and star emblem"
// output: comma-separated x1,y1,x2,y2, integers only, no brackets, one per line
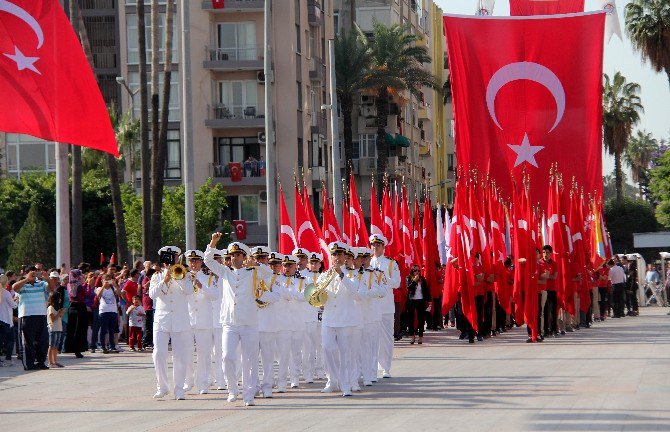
0,0,44,75
486,61,567,169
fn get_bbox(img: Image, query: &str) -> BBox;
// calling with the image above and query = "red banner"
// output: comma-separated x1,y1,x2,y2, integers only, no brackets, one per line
229,162,242,182
212,0,224,9
510,0,584,16
233,219,247,240
443,13,605,207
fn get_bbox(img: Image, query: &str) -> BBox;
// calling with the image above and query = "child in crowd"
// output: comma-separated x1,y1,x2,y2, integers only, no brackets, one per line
127,295,145,351
46,291,64,368
96,274,120,354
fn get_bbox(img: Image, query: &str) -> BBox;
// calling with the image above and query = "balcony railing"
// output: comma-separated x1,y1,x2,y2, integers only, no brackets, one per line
202,0,264,11
204,46,263,71
309,56,325,82
308,0,322,26
206,104,265,128
211,161,266,179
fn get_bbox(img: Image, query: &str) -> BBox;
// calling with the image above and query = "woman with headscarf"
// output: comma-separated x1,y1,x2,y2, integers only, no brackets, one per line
65,269,89,358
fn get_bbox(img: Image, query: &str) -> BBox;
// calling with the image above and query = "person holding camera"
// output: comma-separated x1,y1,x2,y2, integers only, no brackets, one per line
149,246,194,400
13,267,50,370
406,265,431,345
96,274,120,354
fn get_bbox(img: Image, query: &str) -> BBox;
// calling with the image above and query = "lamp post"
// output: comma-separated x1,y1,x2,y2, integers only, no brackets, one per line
116,76,140,184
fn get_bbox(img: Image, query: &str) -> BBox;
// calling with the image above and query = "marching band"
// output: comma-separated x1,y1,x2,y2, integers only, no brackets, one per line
149,232,401,405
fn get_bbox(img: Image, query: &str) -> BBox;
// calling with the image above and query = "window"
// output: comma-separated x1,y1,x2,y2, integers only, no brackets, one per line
447,153,455,171
333,12,339,35
166,130,181,179
128,71,181,121
217,81,258,118
217,137,261,165
216,22,256,60
5,134,55,177
296,81,303,111
295,25,301,53
239,195,259,223
126,12,178,65
358,134,376,158
297,137,304,168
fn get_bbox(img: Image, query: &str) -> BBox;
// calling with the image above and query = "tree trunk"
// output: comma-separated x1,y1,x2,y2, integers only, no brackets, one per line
375,87,389,205
68,1,82,265
340,0,354,32
341,93,354,185
71,0,130,265
150,0,174,254
149,0,161,255
614,150,623,204
138,0,152,260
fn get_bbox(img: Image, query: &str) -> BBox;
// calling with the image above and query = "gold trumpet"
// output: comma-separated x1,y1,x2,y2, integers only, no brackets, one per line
170,255,187,280
255,280,270,309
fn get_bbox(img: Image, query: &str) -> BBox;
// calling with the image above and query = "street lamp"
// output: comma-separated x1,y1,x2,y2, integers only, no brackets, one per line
116,75,140,184
116,75,139,117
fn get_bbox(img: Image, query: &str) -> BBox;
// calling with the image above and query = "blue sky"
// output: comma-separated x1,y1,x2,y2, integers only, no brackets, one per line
434,0,670,176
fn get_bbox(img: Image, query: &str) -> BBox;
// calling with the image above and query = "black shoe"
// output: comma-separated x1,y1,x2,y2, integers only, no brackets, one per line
459,332,466,340
526,337,533,343
468,339,475,343
476,336,483,342
75,352,84,359
560,330,566,336
37,364,49,370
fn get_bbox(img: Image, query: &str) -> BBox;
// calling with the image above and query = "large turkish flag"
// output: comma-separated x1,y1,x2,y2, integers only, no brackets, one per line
0,0,117,155
443,13,604,207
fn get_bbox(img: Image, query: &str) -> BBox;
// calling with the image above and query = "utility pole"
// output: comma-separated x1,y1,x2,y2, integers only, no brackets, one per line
180,0,195,250
264,0,277,249
56,0,70,270
328,40,343,226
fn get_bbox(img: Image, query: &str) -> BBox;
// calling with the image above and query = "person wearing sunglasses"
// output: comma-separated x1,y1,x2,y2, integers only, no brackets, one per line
406,266,431,345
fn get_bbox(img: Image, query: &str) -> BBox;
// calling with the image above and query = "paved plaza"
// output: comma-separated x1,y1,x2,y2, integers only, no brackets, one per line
1,308,669,432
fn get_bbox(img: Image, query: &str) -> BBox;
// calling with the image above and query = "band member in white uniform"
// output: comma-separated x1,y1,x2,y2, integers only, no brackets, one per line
274,254,306,390
257,252,284,398
357,248,386,386
204,234,277,406
293,248,310,278
302,252,324,383
150,246,195,400
344,247,364,392
320,242,362,397
369,234,401,379
182,250,218,395
207,249,226,390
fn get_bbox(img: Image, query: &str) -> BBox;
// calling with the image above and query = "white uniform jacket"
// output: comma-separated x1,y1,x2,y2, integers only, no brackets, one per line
355,268,386,324
370,255,401,314
149,268,195,333
320,265,364,328
187,270,219,330
273,274,306,332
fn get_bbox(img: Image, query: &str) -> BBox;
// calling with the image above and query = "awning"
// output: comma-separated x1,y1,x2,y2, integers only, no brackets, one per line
394,134,411,148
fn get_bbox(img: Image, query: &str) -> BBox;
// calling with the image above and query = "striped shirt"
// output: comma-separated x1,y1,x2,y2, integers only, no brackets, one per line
18,280,48,318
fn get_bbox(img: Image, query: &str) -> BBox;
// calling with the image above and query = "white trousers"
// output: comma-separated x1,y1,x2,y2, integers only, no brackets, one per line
276,330,303,388
378,313,394,374
322,325,354,392
222,325,259,402
363,321,381,382
302,321,319,382
349,326,363,388
211,327,224,387
258,331,277,394
315,321,325,377
192,329,213,392
153,330,191,397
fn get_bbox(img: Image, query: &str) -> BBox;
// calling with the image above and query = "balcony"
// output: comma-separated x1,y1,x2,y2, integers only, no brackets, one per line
202,0,264,12
211,161,266,186
308,0,322,26
309,56,325,82
206,104,265,129
204,46,263,71
419,140,431,156
311,112,327,136
418,102,432,121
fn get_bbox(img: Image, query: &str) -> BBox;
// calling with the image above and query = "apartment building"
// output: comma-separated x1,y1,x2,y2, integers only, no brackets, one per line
117,0,335,244
0,0,121,178
333,0,455,214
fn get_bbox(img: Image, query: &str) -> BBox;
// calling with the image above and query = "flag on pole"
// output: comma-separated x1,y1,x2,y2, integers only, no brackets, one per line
400,186,415,268
348,174,369,246
294,186,321,254
413,198,423,264
476,0,496,15
436,204,446,265
370,183,383,236
212,0,225,9
279,186,297,254
304,185,330,268
600,0,622,42
321,187,342,243
0,0,117,155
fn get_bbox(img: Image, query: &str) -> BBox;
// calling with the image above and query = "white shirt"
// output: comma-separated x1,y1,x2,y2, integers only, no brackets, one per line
128,305,145,327
98,287,118,314
370,255,401,314
187,271,218,330
411,281,424,300
0,289,17,327
274,274,307,331
320,265,363,328
47,305,62,331
302,271,323,323
205,273,224,328
258,273,283,333
149,268,194,333
609,265,627,285
355,268,386,323
204,246,278,328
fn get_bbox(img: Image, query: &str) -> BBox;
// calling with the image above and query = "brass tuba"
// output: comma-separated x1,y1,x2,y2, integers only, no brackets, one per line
304,268,336,307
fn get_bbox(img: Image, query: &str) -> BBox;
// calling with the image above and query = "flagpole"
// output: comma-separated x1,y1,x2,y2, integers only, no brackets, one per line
327,39,343,227
180,0,195,250
56,0,70,270
265,0,278,250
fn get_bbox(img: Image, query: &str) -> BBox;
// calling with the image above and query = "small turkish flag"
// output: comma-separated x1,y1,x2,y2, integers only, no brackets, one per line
0,1,117,155
212,0,224,9
443,13,604,208
100,253,105,265
233,220,247,240
510,0,584,16
229,162,242,182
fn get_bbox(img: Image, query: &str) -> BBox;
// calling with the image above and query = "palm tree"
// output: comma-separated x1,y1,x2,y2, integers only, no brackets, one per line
137,0,152,260
107,106,133,264
335,29,371,183
624,130,658,198
624,0,670,89
149,0,175,256
602,72,644,204
364,22,439,201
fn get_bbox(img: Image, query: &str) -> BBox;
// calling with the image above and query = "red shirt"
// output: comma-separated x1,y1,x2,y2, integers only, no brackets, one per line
542,259,557,291
122,279,139,304
536,260,549,292
141,278,153,311
597,267,609,288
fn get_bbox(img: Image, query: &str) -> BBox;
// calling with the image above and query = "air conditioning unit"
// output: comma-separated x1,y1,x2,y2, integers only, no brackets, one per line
360,95,375,105
258,190,268,203
257,71,265,83
258,131,266,143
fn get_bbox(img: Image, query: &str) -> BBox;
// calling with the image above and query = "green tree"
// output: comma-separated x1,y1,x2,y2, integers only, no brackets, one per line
604,196,658,253
6,202,56,271
650,147,670,227
624,130,658,199
602,72,644,205
335,28,372,182
602,173,638,202
364,22,439,201
624,0,670,88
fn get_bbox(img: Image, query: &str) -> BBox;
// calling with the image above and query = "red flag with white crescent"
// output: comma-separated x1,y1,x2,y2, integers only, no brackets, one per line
294,186,320,254
233,219,247,240
400,186,415,268
279,186,297,255
321,187,342,244
510,0,584,16
303,185,330,268
348,174,369,246
443,13,604,208
370,183,383,237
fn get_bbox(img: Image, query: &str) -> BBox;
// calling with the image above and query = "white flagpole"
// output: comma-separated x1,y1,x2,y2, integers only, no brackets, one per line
56,0,70,270
180,0,195,250
328,39,343,228
265,0,278,249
